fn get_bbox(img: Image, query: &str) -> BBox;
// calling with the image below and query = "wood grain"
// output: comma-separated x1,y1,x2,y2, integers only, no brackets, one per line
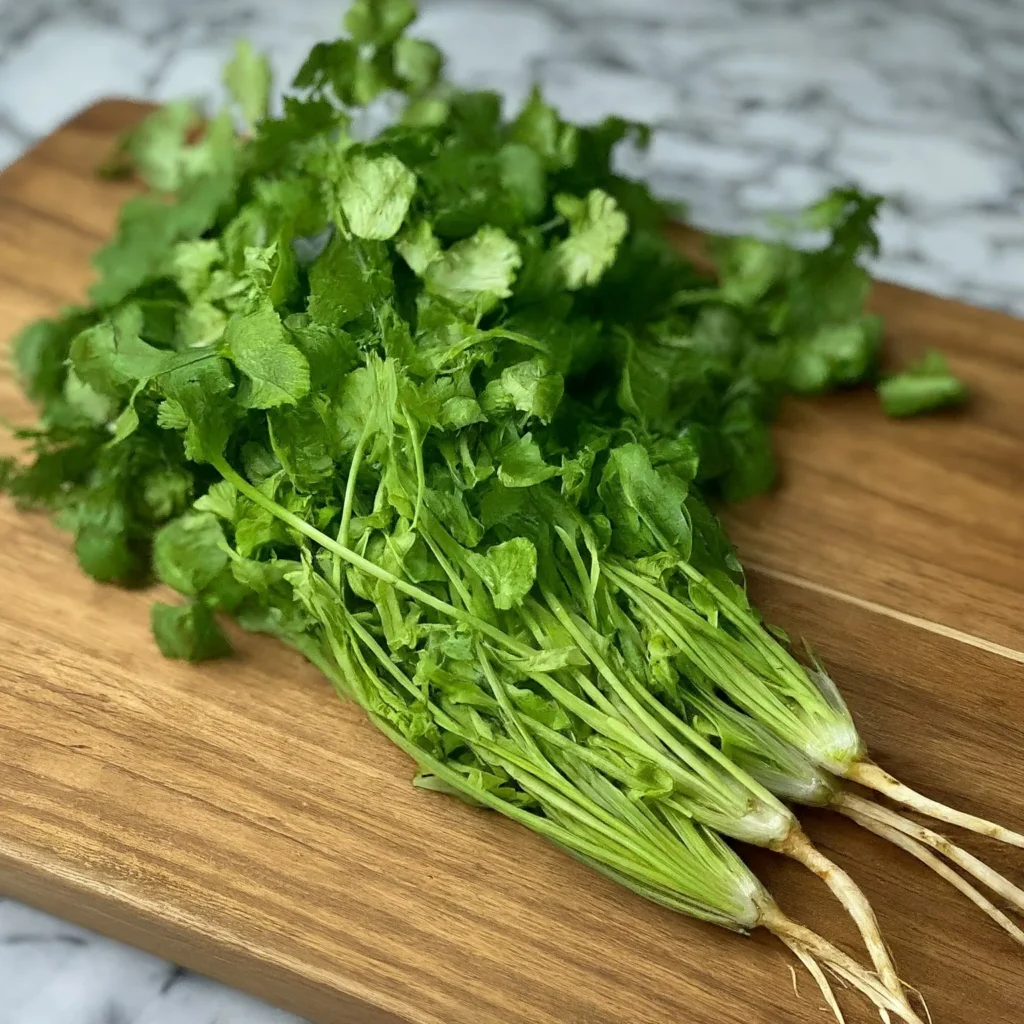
1,101,1023,1024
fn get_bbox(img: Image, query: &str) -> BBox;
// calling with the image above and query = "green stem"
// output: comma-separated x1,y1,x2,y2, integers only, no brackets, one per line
544,582,785,828
213,455,533,655
334,422,371,592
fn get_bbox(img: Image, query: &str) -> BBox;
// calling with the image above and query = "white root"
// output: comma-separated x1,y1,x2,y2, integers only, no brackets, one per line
845,761,1024,849
776,828,912,1015
837,793,1024,947
759,899,927,1024
780,935,847,1024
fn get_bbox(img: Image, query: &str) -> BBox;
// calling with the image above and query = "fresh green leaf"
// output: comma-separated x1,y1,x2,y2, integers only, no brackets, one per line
121,100,203,193
393,36,443,93
337,153,417,240
553,189,628,289
307,232,393,326
497,433,560,488
598,443,692,558
224,39,273,131
464,537,538,610
151,600,233,661
425,226,522,315
194,480,238,522
510,86,577,171
344,0,416,46
226,299,311,409
154,511,230,597
878,351,967,417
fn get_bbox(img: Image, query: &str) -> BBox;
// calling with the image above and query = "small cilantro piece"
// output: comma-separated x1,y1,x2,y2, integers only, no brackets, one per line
497,433,560,488
787,318,883,394
337,153,417,240
598,443,692,559
344,0,416,46
553,189,628,290
120,100,203,193
464,537,538,610
151,600,233,661
425,227,522,315
511,86,578,171
878,351,967,417
153,511,230,597
307,232,393,326
392,37,443,94
396,220,442,275
223,39,272,132
488,358,564,424
226,299,311,409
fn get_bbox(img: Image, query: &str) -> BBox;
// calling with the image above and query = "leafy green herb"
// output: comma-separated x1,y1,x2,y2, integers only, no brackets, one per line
878,350,967,417
151,600,233,661
223,40,273,133
2,5,981,1018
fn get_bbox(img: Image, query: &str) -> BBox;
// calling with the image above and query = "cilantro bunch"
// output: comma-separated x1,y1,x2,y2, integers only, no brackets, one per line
0,3,992,1019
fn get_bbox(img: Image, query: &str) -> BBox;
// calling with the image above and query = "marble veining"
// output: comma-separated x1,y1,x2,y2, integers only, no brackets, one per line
1,0,1022,1021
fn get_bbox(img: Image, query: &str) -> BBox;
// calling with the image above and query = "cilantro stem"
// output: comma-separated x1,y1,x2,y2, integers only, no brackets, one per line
212,455,529,652
334,420,371,591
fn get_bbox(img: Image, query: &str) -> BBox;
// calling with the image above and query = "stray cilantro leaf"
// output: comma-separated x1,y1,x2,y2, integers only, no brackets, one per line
878,351,967,417
497,433,560,488
511,86,578,171
307,232,393,326
344,0,416,46
120,100,203,193
393,37,443,94
464,537,538,610
153,511,230,597
151,600,233,661
425,227,522,315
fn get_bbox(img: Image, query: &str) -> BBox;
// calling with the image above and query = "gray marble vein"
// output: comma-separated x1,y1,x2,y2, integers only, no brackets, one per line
0,0,1022,1022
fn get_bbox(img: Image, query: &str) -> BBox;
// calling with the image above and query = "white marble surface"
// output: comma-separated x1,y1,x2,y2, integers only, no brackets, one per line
1,0,1022,1021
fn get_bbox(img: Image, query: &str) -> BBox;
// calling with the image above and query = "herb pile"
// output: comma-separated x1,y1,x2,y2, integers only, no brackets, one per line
2,2,1011,1021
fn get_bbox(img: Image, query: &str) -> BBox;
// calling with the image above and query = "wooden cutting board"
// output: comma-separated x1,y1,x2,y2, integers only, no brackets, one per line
1,101,1022,1024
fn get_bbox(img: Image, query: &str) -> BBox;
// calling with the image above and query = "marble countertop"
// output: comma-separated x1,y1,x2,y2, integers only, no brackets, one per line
1,0,1021,1022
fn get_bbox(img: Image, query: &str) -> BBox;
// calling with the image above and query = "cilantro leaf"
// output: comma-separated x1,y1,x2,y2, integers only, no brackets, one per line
337,153,417,240
425,226,522,315
393,37,443,94
154,511,230,597
554,189,628,290
344,0,416,46
307,232,393,326
511,86,578,171
878,351,967,417
151,600,233,661
396,220,442,275
120,100,204,193
464,537,538,610
223,39,272,132
598,443,692,558
226,299,311,409
485,358,564,424
497,433,560,488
